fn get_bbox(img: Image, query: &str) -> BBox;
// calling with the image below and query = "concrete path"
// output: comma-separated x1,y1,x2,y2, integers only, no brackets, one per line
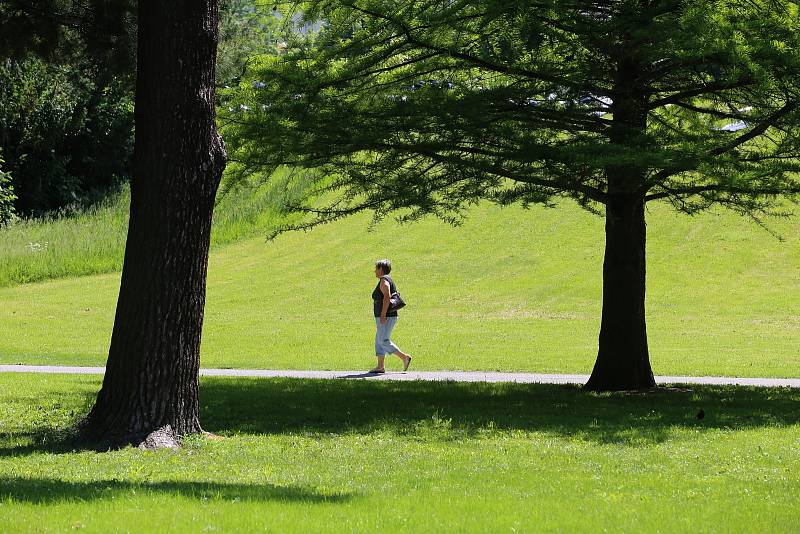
1,365,798,388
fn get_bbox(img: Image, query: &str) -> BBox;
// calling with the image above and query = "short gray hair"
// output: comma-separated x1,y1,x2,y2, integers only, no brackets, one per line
375,259,392,274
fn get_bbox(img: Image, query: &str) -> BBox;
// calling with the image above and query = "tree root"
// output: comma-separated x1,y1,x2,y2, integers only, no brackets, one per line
76,421,202,451
137,425,181,450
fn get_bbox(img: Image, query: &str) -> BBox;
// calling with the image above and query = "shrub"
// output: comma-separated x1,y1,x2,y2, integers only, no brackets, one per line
0,57,134,216
0,150,16,225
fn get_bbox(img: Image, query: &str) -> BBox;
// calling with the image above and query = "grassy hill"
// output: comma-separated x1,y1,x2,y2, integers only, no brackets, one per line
0,178,294,287
0,192,798,377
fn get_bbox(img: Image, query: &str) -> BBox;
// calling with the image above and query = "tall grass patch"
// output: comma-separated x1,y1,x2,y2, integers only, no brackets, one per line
0,170,293,287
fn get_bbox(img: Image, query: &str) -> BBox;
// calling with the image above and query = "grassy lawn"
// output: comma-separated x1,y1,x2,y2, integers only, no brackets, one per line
1,373,799,532
0,177,294,287
0,200,798,377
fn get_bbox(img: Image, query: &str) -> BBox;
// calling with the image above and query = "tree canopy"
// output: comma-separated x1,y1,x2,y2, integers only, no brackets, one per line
0,0,277,215
223,0,800,227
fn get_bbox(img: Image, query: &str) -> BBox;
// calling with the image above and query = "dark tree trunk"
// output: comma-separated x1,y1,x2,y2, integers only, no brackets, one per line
584,44,657,392
81,0,226,449
584,193,656,391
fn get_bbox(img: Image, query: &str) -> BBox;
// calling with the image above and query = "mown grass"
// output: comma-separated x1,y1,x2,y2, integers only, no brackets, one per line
0,199,798,377
0,373,798,533
0,172,293,287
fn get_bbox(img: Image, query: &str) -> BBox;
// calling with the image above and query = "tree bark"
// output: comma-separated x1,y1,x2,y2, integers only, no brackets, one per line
583,42,657,392
81,0,226,448
584,193,656,391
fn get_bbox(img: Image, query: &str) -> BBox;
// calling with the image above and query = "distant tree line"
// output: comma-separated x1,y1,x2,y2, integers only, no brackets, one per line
0,0,276,220
0,0,136,218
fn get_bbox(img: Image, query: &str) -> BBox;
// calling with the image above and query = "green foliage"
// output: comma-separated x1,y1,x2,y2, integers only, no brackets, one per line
217,0,281,87
0,150,16,225
0,56,134,215
0,1,136,214
0,0,276,216
2,375,800,531
0,0,136,70
223,0,800,231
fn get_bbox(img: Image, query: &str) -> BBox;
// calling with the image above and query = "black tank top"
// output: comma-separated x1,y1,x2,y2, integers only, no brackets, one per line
372,275,398,317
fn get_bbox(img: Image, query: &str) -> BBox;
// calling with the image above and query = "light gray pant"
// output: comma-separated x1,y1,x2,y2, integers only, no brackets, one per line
375,316,400,355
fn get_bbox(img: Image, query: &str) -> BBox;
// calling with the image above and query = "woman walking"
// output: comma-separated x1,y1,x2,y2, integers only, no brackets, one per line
369,259,412,373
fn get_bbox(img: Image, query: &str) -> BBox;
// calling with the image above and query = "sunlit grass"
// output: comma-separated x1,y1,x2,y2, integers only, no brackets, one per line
0,198,798,377
0,171,293,287
1,374,798,533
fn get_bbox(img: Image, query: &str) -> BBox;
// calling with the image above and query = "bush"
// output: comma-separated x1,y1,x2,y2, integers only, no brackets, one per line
0,150,16,225
0,57,134,216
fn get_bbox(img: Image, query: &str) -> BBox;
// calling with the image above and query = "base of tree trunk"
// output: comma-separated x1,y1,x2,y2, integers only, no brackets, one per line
74,425,224,451
77,423,199,451
582,381,658,393
583,369,656,392
137,426,182,450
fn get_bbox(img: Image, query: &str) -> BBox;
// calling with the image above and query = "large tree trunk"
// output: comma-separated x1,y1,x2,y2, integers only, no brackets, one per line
81,0,226,449
584,194,656,391
585,45,656,392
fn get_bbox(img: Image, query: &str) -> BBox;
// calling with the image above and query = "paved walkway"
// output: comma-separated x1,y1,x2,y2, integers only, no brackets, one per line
1,365,798,388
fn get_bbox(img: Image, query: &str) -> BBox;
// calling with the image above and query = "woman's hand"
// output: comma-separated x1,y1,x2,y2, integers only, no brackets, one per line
380,316,387,325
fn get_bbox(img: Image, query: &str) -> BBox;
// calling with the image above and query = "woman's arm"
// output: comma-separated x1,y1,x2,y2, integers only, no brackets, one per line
380,278,391,324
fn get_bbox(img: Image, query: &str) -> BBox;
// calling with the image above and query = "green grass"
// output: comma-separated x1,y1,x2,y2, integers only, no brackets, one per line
0,175,293,287
0,199,798,377
1,373,799,532
0,191,129,286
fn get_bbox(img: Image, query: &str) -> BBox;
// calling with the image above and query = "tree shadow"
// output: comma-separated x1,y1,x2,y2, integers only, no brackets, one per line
0,431,87,458
0,477,353,504
198,378,800,446
1,378,798,459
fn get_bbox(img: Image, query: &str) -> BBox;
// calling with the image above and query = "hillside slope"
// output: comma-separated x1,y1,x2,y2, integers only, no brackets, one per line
0,200,798,377
0,178,293,287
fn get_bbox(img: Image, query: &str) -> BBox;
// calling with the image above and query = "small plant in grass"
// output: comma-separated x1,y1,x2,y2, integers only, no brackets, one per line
411,411,457,441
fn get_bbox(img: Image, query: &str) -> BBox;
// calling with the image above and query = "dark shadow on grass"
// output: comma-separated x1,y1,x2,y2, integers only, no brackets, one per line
0,430,86,458
2,379,799,458
198,378,800,446
0,477,353,504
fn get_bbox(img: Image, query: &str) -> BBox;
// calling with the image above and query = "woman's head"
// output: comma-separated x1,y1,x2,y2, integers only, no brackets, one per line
375,259,392,277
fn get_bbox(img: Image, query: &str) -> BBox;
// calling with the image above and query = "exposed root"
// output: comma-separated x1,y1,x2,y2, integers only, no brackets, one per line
76,420,203,451
137,425,181,450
